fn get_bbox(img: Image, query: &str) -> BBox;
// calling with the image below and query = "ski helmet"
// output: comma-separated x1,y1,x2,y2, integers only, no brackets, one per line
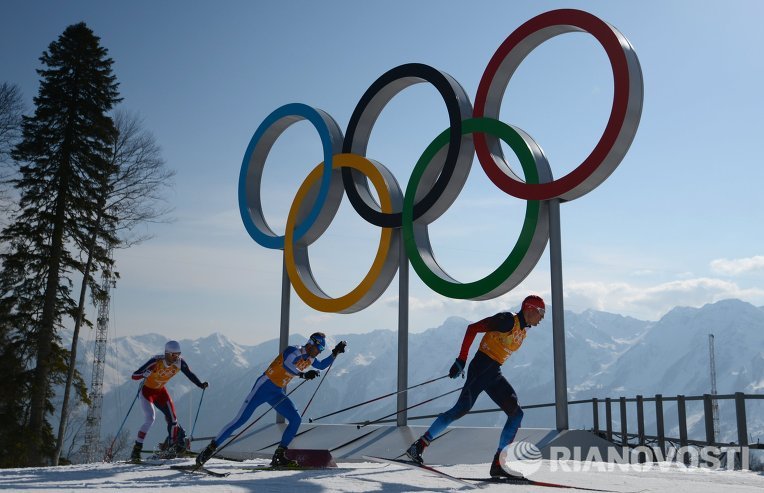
308,332,326,352
521,295,545,315
165,340,181,354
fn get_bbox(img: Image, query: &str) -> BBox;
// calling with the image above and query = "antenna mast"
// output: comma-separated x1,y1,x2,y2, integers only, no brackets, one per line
82,261,115,462
708,333,720,441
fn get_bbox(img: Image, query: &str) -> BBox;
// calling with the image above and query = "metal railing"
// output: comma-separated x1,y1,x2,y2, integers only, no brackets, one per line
372,391,762,467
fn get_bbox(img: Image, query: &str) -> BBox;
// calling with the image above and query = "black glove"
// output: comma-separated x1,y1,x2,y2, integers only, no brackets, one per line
448,358,466,379
332,341,347,357
301,370,320,380
200,382,209,389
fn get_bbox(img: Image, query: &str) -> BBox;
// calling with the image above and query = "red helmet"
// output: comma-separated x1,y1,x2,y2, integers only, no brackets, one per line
521,295,545,315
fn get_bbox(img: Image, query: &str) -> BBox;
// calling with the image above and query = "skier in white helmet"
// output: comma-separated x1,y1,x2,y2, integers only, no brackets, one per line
129,340,208,462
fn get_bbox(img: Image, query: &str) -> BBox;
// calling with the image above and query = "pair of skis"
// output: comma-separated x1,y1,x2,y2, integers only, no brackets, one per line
168,454,624,491
169,462,329,478
363,455,621,492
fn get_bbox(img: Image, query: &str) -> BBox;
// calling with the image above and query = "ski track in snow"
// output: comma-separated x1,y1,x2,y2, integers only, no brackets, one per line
1,459,763,492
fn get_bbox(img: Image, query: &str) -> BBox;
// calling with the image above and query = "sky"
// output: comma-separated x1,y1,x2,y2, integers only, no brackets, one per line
2,1,764,346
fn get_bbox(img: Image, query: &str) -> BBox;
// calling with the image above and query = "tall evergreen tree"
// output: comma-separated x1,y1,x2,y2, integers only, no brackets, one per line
0,22,120,466
0,82,24,222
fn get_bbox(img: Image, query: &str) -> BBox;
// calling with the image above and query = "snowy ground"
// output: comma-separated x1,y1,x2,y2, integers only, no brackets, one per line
1,457,763,492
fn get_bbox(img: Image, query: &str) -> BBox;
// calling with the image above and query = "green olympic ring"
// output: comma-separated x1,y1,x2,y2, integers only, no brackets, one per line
403,117,551,300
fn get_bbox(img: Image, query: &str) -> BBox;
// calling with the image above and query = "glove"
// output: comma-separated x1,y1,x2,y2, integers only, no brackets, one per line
448,358,466,379
300,370,320,380
332,341,347,357
200,382,209,389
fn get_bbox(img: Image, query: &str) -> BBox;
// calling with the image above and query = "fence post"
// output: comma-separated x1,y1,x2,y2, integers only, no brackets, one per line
703,394,715,445
735,392,748,470
620,397,628,447
606,398,613,442
655,394,665,458
678,395,688,464
592,398,599,434
637,395,645,447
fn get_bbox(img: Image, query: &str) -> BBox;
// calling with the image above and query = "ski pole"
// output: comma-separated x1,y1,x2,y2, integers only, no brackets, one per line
189,387,206,440
301,359,334,418
356,386,463,429
104,381,143,462
309,374,449,423
197,378,308,469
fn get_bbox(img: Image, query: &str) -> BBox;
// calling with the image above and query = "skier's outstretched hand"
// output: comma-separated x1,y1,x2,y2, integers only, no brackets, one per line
448,358,466,379
332,341,347,357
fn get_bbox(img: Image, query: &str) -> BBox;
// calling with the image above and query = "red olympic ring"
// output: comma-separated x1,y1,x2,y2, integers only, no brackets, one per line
474,9,643,201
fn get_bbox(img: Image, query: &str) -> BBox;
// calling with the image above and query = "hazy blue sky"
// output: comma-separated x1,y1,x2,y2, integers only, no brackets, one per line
2,1,764,345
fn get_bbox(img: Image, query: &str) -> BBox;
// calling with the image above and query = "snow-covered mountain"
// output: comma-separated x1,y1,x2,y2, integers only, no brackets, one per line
57,299,764,459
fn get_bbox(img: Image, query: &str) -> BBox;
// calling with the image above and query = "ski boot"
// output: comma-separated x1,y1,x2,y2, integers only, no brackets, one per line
130,442,142,463
405,436,430,465
489,451,525,480
271,445,299,468
195,440,217,467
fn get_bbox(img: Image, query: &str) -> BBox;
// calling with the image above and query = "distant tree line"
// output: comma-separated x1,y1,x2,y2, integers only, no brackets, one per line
0,22,174,467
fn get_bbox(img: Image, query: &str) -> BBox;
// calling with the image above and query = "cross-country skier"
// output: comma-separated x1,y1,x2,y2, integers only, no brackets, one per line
196,332,346,467
129,340,208,462
405,295,545,479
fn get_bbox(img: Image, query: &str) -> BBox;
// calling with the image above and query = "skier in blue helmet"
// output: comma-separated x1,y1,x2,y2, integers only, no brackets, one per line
196,332,346,467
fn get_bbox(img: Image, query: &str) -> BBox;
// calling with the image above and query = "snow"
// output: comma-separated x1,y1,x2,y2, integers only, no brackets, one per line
2,458,763,492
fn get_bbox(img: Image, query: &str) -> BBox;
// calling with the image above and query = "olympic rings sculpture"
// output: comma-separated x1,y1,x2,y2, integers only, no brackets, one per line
238,9,643,313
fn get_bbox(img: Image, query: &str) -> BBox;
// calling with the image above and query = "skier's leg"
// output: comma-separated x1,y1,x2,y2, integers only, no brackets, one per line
424,384,479,440
271,394,301,448
486,377,523,451
214,376,269,444
136,391,156,445
154,388,179,440
424,356,493,440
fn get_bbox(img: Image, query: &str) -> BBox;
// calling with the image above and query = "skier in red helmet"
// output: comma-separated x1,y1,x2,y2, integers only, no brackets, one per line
406,295,545,479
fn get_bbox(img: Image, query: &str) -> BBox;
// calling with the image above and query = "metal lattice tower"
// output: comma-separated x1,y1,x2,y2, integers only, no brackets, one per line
82,266,115,462
708,333,721,440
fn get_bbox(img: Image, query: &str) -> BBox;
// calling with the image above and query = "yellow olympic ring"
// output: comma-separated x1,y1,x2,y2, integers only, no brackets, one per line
284,154,402,313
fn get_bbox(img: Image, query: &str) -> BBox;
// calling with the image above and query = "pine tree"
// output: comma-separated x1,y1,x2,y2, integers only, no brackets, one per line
0,22,120,466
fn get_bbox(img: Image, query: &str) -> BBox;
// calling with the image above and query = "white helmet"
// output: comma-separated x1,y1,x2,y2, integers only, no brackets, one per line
165,340,181,354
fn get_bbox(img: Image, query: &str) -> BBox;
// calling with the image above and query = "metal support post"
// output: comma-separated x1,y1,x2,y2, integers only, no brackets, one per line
277,257,290,424
548,199,568,430
397,235,409,427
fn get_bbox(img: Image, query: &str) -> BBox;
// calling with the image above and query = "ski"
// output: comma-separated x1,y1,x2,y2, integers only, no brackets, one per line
170,464,229,477
238,464,348,472
363,455,478,489
457,476,620,492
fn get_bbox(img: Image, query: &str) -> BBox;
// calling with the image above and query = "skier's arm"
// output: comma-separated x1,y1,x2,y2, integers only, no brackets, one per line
180,359,206,388
311,353,335,370
132,357,157,380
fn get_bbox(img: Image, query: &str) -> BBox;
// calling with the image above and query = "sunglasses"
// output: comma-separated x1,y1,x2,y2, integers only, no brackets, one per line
166,352,181,357
310,337,325,352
